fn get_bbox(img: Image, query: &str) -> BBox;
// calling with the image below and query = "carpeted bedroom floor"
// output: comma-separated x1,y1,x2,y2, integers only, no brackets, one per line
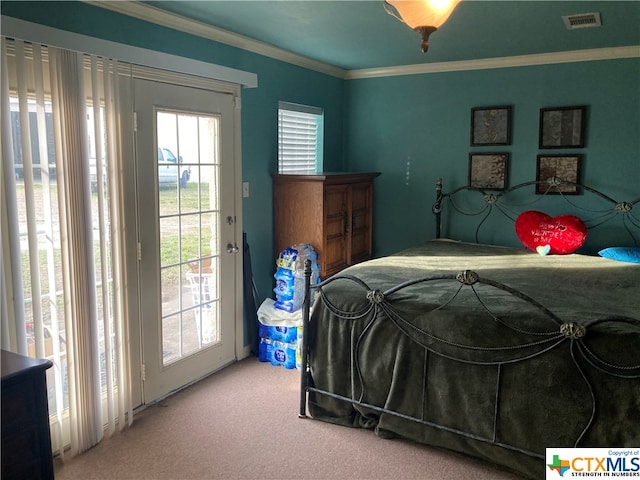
53,357,523,479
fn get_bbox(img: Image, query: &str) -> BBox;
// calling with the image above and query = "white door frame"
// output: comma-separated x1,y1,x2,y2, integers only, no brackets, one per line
127,65,247,406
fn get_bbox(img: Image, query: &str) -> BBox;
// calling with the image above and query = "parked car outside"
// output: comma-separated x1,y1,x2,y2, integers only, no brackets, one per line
90,147,191,191
158,147,191,189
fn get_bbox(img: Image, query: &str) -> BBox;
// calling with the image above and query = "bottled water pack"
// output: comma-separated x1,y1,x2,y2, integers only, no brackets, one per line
273,243,320,313
258,337,297,369
258,323,297,344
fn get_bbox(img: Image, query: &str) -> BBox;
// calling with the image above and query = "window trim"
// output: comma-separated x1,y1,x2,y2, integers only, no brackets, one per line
1,15,257,88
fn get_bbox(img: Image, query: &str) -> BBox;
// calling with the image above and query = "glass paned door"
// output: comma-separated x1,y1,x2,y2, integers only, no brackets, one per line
157,110,221,364
135,79,237,403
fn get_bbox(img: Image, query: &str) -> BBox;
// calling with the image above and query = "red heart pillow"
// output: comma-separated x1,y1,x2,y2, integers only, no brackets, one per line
515,211,587,255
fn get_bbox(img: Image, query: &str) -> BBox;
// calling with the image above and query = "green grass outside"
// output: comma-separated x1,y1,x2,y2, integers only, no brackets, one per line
19,181,212,296
159,182,211,285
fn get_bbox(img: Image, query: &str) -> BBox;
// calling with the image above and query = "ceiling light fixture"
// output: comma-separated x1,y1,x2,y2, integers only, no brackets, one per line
385,0,461,53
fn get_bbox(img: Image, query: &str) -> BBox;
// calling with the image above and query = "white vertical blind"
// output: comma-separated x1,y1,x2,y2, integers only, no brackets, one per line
54,46,105,451
1,37,28,354
1,37,133,457
278,101,323,174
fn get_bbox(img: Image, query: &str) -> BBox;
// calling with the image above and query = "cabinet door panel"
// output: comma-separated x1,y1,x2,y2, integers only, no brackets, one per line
325,185,348,217
350,182,373,263
325,214,345,238
323,186,349,277
323,237,348,278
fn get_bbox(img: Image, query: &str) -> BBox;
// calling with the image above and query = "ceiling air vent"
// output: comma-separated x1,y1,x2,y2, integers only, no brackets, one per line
562,12,602,30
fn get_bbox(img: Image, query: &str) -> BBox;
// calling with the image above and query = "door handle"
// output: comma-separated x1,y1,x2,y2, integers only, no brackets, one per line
226,242,240,254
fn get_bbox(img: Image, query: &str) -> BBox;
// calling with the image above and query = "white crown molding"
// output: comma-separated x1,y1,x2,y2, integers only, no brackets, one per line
80,2,640,81
84,0,348,79
345,46,640,80
1,15,258,88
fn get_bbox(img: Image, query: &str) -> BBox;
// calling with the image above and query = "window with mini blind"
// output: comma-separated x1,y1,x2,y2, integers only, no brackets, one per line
278,101,324,174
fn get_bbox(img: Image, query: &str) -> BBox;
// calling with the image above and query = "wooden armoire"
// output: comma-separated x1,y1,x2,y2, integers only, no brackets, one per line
273,172,380,279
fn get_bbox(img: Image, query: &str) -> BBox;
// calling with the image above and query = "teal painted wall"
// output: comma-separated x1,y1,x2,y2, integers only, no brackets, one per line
1,1,346,346
2,2,639,345
345,59,640,255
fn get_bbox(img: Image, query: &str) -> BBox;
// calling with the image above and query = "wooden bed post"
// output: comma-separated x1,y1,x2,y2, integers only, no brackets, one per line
298,258,312,418
433,178,443,239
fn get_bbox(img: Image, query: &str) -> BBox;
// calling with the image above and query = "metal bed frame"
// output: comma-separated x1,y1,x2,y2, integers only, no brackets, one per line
298,262,640,452
296,176,640,477
432,176,639,245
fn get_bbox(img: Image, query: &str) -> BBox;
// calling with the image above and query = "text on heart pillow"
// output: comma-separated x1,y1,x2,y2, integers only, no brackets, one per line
515,210,587,255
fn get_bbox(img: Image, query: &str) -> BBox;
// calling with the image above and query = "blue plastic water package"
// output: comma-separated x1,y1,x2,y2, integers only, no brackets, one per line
273,243,320,313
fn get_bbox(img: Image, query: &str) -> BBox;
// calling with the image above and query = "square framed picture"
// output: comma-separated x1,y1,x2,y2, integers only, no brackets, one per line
470,106,512,146
536,155,582,194
539,106,586,149
468,153,509,191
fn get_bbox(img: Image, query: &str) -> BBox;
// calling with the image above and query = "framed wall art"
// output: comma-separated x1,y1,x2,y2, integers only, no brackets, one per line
470,106,512,146
536,154,582,194
539,106,586,149
468,153,509,191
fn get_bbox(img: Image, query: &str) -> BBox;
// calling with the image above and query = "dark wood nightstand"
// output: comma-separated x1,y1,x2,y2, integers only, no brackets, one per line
1,349,54,480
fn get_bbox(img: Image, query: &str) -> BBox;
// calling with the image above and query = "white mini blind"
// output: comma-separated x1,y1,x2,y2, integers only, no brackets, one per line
278,101,323,174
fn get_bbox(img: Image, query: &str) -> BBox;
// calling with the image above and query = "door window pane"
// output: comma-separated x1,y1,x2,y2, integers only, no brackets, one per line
157,111,221,365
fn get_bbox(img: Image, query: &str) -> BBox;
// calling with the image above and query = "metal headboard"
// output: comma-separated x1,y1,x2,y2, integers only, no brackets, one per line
432,177,640,246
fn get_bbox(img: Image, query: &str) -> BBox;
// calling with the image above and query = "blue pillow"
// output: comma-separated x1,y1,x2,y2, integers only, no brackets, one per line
598,247,640,264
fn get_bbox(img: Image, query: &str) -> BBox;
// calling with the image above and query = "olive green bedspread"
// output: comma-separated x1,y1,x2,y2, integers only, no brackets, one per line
306,240,640,479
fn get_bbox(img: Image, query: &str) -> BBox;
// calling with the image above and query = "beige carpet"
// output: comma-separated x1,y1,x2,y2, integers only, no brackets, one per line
53,357,523,479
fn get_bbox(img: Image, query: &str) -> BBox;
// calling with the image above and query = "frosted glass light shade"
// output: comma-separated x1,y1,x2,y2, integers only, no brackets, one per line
386,0,461,29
